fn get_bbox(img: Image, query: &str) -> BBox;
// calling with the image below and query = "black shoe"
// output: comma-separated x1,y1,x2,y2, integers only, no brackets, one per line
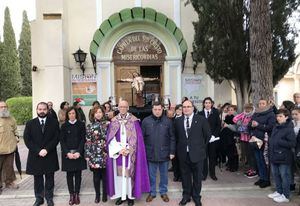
33,199,44,206
128,199,134,206
95,194,100,204
47,199,54,206
259,180,271,188
168,167,174,172
254,179,263,186
102,195,107,202
179,198,191,205
115,198,124,205
210,175,218,181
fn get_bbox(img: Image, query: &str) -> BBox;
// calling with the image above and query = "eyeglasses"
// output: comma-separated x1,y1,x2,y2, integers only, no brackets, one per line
182,106,193,108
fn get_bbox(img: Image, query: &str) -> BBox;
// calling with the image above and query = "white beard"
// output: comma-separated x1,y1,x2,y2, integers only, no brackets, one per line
0,110,10,118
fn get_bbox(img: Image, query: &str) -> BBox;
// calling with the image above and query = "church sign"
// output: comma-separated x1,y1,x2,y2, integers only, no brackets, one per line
113,32,166,64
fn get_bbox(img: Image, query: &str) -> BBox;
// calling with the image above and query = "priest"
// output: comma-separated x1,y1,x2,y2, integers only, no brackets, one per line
106,99,150,206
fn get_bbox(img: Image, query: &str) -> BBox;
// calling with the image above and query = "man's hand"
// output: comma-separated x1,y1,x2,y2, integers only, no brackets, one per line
39,149,48,157
170,154,175,160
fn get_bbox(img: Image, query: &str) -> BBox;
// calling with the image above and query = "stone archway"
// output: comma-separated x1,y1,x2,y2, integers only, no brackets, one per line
90,7,187,104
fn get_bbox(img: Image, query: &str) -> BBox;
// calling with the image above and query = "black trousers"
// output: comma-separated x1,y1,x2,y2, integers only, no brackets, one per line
66,171,82,194
203,141,218,178
172,156,181,179
92,168,107,198
33,173,54,201
180,153,203,205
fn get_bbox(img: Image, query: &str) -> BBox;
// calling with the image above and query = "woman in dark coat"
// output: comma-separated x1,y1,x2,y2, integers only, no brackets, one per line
85,106,109,203
60,107,87,205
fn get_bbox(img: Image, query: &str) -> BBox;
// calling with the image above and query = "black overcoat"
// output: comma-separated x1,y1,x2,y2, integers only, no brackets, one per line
60,121,87,171
24,117,60,175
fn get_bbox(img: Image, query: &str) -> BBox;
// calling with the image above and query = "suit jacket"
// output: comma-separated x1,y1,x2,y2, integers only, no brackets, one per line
174,113,211,163
198,107,221,137
23,117,60,175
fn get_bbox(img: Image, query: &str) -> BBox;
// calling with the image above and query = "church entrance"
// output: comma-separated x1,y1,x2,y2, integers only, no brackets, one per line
115,65,161,106
113,32,166,107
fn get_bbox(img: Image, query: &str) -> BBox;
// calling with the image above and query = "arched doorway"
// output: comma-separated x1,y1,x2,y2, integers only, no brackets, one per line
90,7,188,104
112,32,167,106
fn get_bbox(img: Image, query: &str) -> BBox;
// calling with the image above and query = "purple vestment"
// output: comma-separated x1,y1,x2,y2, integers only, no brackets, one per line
106,114,150,199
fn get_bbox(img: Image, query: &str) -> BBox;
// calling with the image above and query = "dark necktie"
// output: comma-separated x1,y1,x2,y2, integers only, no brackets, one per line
206,110,210,118
186,117,190,136
41,119,45,133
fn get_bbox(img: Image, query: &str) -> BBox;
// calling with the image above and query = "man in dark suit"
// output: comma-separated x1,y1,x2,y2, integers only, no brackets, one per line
198,97,221,181
174,100,211,206
24,102,60,206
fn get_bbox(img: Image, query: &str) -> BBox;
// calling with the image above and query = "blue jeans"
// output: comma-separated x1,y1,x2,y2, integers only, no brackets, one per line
254,149,268,181
148,161,169,196
271,163,291,198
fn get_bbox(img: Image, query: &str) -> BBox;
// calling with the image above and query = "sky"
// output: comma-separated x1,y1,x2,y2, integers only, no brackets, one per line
0,0,35,41
0,0,299,54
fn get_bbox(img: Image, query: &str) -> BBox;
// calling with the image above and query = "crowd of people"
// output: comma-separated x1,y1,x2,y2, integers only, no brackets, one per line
1,93,300,206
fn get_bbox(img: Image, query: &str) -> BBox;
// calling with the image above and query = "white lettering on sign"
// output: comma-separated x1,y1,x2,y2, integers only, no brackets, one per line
71,74,97,82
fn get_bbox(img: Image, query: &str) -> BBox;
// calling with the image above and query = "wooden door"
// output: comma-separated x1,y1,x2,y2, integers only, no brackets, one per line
115,65,140,106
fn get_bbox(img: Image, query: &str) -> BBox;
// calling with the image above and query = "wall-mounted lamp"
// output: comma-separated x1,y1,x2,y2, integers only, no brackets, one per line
72,48,87,74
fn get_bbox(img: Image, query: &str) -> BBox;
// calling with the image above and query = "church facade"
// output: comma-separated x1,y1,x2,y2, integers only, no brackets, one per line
30,0,240,114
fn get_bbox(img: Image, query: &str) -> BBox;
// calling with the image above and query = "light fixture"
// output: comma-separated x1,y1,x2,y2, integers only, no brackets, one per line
72,48,87,74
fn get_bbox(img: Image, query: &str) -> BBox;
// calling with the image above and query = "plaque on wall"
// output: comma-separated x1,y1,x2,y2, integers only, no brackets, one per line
113,32,166,65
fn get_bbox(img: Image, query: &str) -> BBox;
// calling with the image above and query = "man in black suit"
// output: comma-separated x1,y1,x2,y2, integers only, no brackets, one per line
24,102,60,206
198,97,221,181
174,100,211,206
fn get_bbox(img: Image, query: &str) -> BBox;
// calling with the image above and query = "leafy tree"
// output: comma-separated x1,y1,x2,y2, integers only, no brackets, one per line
190,0,299,107
1,7,21,100
0,38,4,100
18,11,32,96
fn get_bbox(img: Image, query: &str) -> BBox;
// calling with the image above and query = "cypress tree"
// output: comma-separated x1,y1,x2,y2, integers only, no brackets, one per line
18,11,32,96
2,7,21,100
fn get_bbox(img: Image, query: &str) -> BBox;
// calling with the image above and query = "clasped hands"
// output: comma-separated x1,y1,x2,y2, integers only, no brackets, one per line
119,148,130,156
67,152,80,159
38,149,48,157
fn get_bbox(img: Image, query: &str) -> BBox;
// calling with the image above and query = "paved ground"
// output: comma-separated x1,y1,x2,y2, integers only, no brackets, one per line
1,140,300,206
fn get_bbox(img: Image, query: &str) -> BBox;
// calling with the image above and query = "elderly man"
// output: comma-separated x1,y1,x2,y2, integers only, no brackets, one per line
106,100,150,206
0,101,19,194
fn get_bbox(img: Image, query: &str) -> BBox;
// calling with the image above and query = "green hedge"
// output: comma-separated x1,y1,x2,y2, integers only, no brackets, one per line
6,96,32,125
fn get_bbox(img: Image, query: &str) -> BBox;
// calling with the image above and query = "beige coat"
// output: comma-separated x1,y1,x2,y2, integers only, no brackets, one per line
0,117,18,154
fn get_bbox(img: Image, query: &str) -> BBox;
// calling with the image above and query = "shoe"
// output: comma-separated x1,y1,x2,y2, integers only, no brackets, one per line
290,183,296,191
161,194,169,202
254,179,263,186
5,182,19,189
33,199,44,206
273,194,289,203
128,199,134,206
146,194,156,202
210,175,218,181
267,191,281,199
245,169,258,178
102,195,107,202
179,198,191,205
259,180,271,188
74,193,80,205
69,194,75,205
115,198,124,205
47,199,54,206
94,196,100,204
168,167,174,172
0,186,2,195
